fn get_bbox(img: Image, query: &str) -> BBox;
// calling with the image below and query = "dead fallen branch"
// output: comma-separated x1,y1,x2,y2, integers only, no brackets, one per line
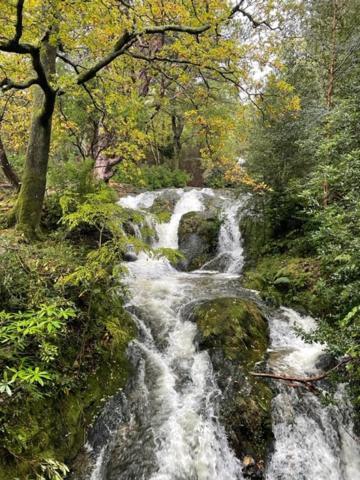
250,357,354,392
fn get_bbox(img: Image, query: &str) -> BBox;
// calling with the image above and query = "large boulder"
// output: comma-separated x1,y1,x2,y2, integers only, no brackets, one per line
191,297,273,478
178,211,221,270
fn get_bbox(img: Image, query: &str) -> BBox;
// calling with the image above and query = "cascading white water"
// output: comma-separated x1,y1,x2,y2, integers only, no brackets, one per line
154,189,211,249
266,308,360,480
95,188,245,480
217,201,245,274
123,253,243,480
84,188,359,480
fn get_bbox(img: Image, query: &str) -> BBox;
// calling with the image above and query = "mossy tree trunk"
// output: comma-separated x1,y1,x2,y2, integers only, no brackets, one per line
10,35,57,239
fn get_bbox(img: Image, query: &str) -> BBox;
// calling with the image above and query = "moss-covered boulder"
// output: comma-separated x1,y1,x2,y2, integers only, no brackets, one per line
192,297,273,477
239,214,272,268
178,211,221,270
149,191,179,223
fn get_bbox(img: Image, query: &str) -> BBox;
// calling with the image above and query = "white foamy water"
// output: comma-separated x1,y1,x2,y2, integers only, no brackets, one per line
86,188,359,480
266,307,360,480
154,189,206,249
118,191,244,479
218,200,245,273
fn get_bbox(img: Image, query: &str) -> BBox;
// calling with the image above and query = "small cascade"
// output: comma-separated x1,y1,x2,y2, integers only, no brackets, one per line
266,308,360,480
218,200,245,273
80,187,359,480
154,189,208,249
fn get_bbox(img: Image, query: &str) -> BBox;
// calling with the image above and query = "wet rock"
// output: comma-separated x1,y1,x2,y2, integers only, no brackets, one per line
315,352,336,371
243,456,265,479
178,211,221,270
123,245,138,262
190,297,273,475
149,190,180,214
123,251,138,262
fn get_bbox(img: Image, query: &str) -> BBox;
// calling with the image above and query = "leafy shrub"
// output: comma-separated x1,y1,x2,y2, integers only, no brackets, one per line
60,187,123,245
0,304,76,395
114,161,191,190
35,458,69,480
47,158,95,195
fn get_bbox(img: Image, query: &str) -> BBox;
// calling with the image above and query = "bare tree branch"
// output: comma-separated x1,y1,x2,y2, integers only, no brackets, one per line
77,23,210,85
230,1,274,29
0,76,38,92
14,0,25,44
251,357,354,392
0,135,20,190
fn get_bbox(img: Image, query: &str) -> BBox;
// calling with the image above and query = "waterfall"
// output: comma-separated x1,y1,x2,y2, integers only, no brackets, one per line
217,200,245,274
81,188,359,480
266,308,360,480
154,189,207,249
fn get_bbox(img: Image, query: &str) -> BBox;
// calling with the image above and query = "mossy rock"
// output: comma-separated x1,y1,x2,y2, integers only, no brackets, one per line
192,297,273,470
149,194,178,223
239,214,272,268
243,254,323,316
178,211,221,270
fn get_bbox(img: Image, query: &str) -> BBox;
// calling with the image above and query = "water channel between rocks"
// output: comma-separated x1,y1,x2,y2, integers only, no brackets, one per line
74,188,360,480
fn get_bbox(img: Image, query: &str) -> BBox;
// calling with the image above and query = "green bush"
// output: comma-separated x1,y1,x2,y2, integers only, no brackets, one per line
48,158,95,195
114,161,191,190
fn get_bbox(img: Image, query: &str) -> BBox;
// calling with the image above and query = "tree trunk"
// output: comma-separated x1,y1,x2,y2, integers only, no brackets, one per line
11,36,57,238
323,0,338,207
171,114,184,170
326,0,338,109
0,135,20,190
91,121,122,182
93,155,122,182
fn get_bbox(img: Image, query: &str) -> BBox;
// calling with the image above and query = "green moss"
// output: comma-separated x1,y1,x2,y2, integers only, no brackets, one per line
0,318,134,478
192,298,273,462
194,298,268,364
240,214,272,267
243,254,324,315
179,211,220,240
0,222,136,478
149,197,174,223
178,211,221,270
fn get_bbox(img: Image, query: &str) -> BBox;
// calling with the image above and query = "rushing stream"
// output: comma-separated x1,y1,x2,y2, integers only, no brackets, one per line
78,188,360,480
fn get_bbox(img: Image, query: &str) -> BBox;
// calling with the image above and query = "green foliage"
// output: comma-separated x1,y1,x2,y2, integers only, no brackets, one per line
61,187,123,244
154,248,185,265
0,304,76,395
244,255,321,312
48,158,95,196
115,162,191,190
35,458,69,480
243,0,360,420
204,167,228,188
0,182,144,474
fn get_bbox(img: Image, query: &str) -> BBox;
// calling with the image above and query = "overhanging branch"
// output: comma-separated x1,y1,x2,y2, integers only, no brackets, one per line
14,0,25,44
0,76,38,91
230,1,274,29
77,22,210,85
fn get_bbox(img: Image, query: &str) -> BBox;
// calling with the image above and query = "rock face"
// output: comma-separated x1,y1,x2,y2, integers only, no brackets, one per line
178,211,221,270
149,190,180,221
191,297,273,479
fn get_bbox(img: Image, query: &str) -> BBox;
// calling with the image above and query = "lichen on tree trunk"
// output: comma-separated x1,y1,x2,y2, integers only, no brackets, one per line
11,34,57,239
